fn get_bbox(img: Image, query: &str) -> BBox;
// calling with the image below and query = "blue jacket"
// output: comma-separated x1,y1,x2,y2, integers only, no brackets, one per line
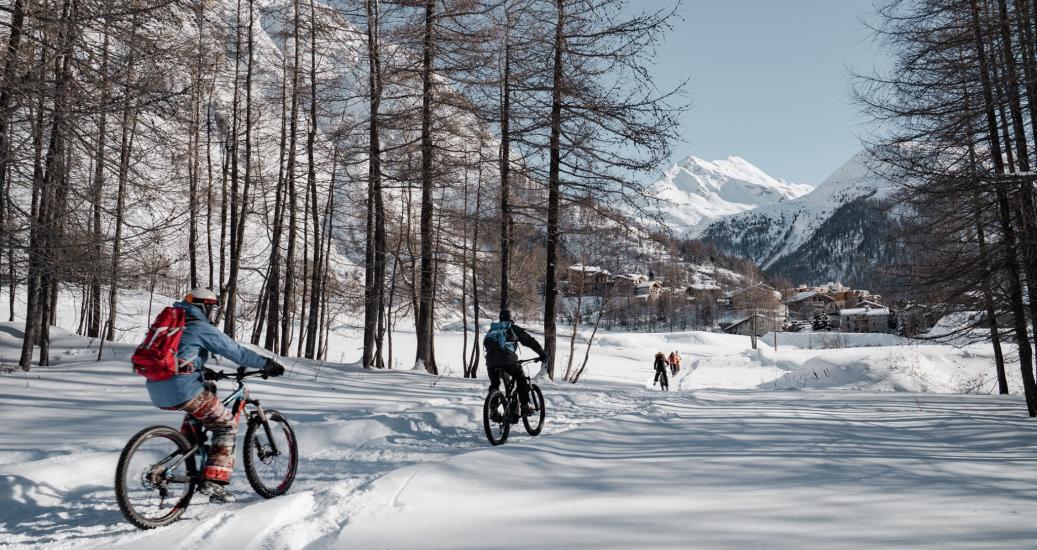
145,301,269,408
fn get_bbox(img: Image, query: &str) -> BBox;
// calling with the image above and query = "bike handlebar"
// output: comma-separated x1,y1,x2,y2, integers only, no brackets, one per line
518,357,544,365
209,367,268,381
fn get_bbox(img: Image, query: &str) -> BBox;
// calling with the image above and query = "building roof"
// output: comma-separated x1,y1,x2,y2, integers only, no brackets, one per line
723,314,769,332
635,281,662,291
568,264,611,276
688,282,722,291
840,307,890,317
785,290,835,304
729,285,782,301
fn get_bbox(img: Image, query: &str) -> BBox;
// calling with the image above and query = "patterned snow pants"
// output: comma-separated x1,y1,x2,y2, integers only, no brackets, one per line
165,387,239,484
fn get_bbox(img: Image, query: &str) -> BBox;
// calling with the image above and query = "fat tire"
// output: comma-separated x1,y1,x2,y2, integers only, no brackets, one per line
483,391,510,446
243,410,298,498
115,425,197,530
523,384,546,436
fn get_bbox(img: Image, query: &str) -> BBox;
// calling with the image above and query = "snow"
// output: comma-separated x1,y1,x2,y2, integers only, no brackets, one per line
567,264,610,275
697,151,894,269
642,154,813,235
341,391,1037,549
840,307,891,316
785,290,820,303
1,290,1034,548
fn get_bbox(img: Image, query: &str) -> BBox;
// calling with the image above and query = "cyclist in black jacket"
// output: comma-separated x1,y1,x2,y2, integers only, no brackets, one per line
486,309,547,416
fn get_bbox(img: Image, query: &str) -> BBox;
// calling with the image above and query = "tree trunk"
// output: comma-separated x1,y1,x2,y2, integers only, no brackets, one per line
303,0,323,359
280,0,302,357
971,0,1037,415
88,17,110,338
22,0,80,370
0,0,25,323
499,17,512,312
223,0,244,336
415,0,437,374
467,155,483,378
543,0,565,380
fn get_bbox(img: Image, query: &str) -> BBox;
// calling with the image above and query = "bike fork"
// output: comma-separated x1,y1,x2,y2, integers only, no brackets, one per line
249,400,281,457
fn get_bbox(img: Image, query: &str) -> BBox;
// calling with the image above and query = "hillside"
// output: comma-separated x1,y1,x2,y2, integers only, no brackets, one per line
697,152,897,286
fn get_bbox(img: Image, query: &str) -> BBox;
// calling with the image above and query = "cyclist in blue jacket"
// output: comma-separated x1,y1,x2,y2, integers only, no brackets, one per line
485,309,547,416
145,288,285,502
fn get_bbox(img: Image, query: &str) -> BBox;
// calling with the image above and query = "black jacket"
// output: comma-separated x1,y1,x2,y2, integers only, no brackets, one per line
654,355,668,372
485,323,546,368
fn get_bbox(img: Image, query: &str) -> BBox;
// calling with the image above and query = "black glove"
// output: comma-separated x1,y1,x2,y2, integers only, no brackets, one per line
264,358,286,378
538,353,548,363
203,368,221,381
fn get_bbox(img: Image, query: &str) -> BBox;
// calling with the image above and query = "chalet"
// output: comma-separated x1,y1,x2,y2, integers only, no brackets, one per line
839,305,891,333
784,290,836,321
722,314,772,337
855,299,885,310
634,280,664,300
686,282,722,303
728,283,783,313
566,265,611,296
612,273,648,297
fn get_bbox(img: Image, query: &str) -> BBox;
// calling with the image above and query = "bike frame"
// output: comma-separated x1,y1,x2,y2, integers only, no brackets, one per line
154,371,279,485
498,358,541,412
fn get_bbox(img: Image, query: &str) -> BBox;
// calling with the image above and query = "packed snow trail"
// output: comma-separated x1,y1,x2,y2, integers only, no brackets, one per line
335,391,1037,549
0,324,650,549
2,323,1036,548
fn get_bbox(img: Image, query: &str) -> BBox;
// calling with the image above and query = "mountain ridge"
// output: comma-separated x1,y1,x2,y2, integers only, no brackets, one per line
645,154,813,235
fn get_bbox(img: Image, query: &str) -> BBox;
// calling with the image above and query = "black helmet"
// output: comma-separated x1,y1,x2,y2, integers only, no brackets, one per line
500,309,513,322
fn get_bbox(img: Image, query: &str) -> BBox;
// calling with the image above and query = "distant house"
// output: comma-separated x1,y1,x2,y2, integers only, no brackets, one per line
722,314,772,337
783,283,884,315
784,290,836,321
566,265,611,296
855,299,885,310
727,283,784,321
612,273,648,297
839,306,891,333
634,280,664,300
686,282,722,303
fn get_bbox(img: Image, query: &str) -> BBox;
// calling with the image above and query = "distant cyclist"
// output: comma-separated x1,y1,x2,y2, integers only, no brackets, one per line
140,288,285,502
484,309,547,416
653,351,669,391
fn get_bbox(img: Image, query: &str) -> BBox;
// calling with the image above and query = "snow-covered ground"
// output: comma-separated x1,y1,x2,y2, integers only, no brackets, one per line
2,289,1034,548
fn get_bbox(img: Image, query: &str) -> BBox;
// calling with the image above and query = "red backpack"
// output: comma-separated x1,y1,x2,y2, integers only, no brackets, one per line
132,306,189,381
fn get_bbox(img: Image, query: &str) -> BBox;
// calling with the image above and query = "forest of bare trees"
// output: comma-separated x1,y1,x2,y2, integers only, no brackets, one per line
860,0,1037,415
0,0,683,378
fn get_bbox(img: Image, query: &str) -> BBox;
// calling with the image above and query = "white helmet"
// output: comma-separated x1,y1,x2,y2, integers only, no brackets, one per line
185,288,219,305
185,288,220,322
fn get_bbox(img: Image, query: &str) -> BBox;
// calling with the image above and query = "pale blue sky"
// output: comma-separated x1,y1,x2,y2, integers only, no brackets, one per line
649,0,886,185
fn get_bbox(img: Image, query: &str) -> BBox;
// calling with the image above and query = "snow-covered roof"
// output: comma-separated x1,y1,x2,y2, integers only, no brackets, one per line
785,290,817,303
785,290,835,304
614,273,647,282
635,281,662,291
840,307,890,317
568,264,611,276
688,282,721,291
724,314,769,330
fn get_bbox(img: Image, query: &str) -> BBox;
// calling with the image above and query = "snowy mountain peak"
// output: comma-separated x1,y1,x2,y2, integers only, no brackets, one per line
648,154,813,235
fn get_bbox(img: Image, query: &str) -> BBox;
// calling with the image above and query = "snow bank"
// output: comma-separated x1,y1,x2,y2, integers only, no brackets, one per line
763,331,914,349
